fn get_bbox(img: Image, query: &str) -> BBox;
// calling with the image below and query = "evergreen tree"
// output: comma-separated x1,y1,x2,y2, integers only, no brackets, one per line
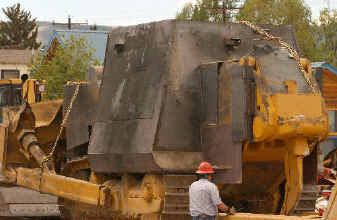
0,3,41,49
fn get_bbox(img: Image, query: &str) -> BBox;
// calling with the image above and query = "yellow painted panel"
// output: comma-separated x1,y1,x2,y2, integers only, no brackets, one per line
30,99,63,128
40,172,100,206
272,94,323,118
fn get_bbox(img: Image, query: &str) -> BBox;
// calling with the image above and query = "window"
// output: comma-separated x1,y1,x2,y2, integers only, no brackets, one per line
12,86,23,105
0,86,11,106
0,84,22,107
1,69,20,80
329,110,337,133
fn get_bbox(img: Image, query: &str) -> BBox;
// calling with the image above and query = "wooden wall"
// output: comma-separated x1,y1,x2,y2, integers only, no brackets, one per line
322,69,337,109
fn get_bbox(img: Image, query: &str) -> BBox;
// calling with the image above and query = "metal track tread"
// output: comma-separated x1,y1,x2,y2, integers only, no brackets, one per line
162,175,196,216
292,185,319,215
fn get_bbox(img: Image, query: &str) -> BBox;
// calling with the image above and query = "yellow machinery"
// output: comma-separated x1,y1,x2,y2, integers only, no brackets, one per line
0,77,60,218
0,78,45,106
0,20,334,220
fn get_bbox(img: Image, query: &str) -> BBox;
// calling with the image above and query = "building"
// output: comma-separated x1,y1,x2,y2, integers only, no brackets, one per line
312,62,337,156
45,30,108,65
0,49,36,79
36,20,112,48
44,30,109,86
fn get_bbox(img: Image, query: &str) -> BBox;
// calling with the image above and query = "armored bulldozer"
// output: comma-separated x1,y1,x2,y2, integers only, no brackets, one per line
0,20,329,220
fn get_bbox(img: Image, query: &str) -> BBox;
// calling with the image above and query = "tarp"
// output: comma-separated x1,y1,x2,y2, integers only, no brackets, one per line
311,62,337,75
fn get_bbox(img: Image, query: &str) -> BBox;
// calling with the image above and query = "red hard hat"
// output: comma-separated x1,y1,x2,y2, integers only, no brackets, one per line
196,162,214,174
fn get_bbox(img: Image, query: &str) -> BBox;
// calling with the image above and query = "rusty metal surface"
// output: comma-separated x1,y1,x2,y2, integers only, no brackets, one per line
229,63,254,142
89,21,171,172
155,90,201,152
88,20,301,178
202,125,242,184
64,83,98,150
152,151,203,172
220,162,284,213
200,63,218,124
30,99,63,128
198,61,253,183
89,153,162,173
256,47,311,94
303,145,318,185
199,62,243,183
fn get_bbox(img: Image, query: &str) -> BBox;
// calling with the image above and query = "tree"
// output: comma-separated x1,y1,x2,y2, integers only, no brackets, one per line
29,36,99,100
315,9,337,67
0,3,40,49
236,0,319,60
176,0,242,22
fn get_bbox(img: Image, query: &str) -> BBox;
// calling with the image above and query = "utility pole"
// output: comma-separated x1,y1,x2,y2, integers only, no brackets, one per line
68,15,71,30
327,0,331,10
205,0,243,23
52,15,88,30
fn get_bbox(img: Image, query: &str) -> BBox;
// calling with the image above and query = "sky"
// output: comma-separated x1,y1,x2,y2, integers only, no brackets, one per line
0,0,335,26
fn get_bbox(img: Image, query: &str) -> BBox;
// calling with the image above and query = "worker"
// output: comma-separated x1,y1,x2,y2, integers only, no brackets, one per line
189,161,235,220
324,148,337,170
323,148,337,180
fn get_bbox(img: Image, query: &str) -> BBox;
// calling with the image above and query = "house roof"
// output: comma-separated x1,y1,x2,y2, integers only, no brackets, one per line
36,21,112,47
311,62,337,75
46,30,109,64
0,49,37,65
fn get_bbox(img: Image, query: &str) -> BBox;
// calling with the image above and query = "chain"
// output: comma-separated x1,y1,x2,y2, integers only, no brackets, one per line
41,82,81,167
237,20,318,93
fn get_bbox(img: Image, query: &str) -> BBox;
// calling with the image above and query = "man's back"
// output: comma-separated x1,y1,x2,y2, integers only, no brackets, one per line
189,179,222,217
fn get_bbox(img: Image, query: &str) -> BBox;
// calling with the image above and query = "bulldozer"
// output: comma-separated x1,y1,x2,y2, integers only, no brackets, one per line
0,76,60,218
0,20,332,220
0,77,43,107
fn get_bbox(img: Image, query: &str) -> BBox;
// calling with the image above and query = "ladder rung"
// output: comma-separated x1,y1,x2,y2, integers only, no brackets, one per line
162,211,189,215
164,204,189,208
165,192,189,196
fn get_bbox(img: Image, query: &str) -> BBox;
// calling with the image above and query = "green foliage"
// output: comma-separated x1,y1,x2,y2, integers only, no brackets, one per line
236,0,319,61
30,36,99,100
175,0,320,60
0,3,41,49
315,9,337,67
176,0,241,22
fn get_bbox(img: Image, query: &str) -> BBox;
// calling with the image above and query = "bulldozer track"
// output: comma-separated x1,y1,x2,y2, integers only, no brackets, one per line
162,175,196,217
292,185,319,215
